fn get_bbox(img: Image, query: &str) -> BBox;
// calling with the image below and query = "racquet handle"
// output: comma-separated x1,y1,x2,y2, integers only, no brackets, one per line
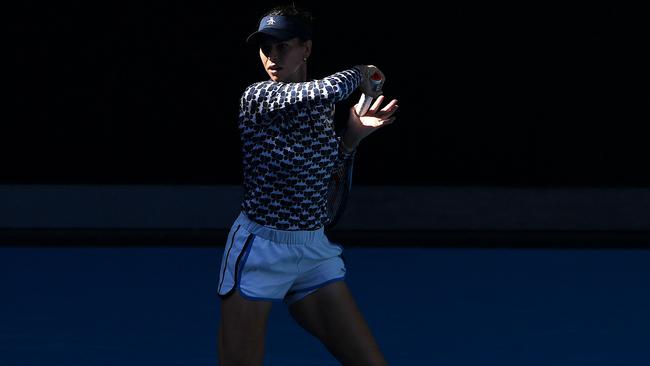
355,94,374,116
355,72,383,116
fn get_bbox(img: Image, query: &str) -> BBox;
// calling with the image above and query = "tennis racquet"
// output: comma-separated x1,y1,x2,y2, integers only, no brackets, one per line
325,72,384,230
355,71,384,116
325,140,355,230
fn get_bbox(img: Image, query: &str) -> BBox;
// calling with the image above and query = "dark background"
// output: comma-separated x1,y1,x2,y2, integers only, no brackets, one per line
6,2,648,186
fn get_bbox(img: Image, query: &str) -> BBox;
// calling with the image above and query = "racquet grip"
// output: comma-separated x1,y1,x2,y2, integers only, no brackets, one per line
355,72,383,117
355,94,374,116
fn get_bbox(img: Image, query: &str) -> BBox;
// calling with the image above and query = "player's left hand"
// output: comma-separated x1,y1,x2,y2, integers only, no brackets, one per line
347,95,399,142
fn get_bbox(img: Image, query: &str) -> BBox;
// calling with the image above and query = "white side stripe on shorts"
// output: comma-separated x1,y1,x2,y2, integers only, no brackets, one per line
218,224,240,293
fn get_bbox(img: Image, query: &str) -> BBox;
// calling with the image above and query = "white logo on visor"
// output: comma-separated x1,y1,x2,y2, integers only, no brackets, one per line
266,17,276,25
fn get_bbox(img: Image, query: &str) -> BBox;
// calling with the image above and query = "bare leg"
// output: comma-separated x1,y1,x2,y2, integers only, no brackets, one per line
288,281,388,366
219,290,273,366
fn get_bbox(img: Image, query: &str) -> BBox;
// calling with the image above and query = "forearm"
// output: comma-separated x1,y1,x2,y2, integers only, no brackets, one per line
341,128,361,153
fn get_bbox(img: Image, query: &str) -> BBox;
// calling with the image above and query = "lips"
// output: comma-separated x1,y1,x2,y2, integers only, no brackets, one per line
268,65,282,71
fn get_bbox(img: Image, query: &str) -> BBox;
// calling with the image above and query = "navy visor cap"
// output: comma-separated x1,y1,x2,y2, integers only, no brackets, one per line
246,15,312,43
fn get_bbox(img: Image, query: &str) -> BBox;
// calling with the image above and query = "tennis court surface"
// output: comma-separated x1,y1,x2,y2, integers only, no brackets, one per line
2,246,649,365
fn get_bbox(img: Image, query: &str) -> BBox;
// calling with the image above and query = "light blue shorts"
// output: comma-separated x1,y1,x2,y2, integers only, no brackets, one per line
217,211,347,305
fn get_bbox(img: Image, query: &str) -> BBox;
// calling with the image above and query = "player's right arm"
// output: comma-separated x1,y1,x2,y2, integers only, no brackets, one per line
239,68,365,126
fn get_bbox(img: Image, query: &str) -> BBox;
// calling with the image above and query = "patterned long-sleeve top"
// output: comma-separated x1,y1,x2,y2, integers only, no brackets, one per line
238,67,362,230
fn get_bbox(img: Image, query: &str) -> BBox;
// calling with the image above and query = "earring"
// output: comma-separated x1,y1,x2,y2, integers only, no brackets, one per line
303,57,307,62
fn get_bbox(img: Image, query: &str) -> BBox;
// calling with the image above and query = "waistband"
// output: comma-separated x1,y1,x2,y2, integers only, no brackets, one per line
234,211,326,245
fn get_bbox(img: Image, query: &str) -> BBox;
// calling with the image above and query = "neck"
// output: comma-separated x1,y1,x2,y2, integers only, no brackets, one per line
287,63,307,83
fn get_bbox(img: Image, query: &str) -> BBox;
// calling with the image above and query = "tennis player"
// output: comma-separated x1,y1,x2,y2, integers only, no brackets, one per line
217,4,399,365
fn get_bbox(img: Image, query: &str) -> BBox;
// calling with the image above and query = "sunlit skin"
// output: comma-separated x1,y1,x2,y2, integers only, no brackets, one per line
347,95,399,147
344,79,399,149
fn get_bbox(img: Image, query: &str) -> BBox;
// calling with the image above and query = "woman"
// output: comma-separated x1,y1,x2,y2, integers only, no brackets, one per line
218,4,399,365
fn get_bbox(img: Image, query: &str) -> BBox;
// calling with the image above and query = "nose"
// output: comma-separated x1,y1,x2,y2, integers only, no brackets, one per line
267,45,280,61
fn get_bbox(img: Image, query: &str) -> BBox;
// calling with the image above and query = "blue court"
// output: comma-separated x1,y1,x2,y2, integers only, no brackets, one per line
1,246,649,365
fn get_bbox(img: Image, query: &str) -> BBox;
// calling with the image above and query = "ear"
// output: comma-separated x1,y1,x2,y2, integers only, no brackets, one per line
303,40,312,59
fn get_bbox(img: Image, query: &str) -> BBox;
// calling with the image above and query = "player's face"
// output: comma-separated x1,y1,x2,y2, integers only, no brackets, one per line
259,37,311,82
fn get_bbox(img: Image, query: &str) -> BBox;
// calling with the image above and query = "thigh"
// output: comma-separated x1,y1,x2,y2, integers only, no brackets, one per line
219,290,273,366
288,281,388,366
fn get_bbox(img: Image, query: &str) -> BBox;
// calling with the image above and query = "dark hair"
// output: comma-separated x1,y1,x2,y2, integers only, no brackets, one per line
262,4,313,41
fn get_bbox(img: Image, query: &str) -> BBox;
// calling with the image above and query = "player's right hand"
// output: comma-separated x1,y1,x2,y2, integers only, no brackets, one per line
358,65,385,98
